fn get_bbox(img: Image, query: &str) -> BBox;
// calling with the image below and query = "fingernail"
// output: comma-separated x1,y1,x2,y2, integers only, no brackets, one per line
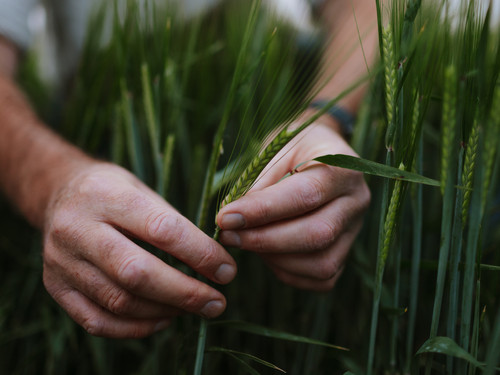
215,263,237,284
219,231,241,247
200,300,225,319
220,213,245,230
154,320,170,332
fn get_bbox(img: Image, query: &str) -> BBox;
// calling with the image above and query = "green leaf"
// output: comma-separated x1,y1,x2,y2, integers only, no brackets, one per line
314,154,440,187
210,321,348,351
207,347,286,373
481,264,500,272
416,336,484,368
223,352,261,375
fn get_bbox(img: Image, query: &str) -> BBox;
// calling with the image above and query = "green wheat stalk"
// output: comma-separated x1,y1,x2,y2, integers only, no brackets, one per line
367,162,405,375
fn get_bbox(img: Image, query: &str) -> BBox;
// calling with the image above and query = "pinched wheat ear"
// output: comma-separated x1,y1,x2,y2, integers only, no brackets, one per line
221,122,308,209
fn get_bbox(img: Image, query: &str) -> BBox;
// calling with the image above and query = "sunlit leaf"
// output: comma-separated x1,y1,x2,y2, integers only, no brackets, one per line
416,336,484,368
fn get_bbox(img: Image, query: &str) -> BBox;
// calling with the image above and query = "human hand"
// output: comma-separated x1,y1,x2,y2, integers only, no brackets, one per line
216,121,370,291
42,163,237,338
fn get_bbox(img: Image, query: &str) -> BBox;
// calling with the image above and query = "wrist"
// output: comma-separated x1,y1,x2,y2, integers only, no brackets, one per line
309,100,355,139
0,75,95,228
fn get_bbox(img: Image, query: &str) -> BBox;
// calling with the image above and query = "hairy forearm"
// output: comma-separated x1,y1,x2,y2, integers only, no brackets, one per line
316,0,378,113
0,75,93,228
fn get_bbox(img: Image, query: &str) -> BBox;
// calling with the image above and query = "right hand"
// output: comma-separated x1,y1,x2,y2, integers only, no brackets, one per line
42,162,237,338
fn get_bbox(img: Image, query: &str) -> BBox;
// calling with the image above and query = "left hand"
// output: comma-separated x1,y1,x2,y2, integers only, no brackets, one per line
216,120,370,291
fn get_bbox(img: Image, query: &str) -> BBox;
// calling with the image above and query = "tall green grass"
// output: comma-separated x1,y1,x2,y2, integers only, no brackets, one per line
1,0,500,374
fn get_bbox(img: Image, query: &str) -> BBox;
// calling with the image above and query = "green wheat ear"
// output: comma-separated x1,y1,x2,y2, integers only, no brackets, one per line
379,162,404,275
482,83,500,208
382,24,397,151
461,117,479,226
220,122,305,211
441,64,458,196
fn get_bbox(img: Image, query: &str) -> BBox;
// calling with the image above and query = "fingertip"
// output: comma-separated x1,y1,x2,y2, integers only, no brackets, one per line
218,230,241,248
218,212,246,230
154,319,171,333
200,299,226,319
214,263,237,284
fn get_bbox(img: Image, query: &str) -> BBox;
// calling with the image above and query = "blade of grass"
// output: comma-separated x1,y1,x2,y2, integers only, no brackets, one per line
141,63,162,192
219,351,261,375
121,79,146,181
210,320,348,351
207,347,286,373
159,134,175,199
446,146,465,373
484,307,500,375
417,336,490,369
405,137,423,373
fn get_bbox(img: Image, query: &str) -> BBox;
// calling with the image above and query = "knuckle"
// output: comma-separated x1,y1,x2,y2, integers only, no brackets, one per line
242,230,266,252
145,211,185,247
177,286,205,311
42,244,59,269
104,288,134,316
193,242,219,271
252,198,274,222
45,212,92,261
315,258,340,281
44,276,69,302
296,177,325,210
77,170,113,199
305,219,336,251
81,315,106,337
116,255,150,291
47,209,80,244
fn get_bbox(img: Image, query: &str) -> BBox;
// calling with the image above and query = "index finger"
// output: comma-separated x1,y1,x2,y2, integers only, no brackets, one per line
103,190,237,285
82,223,228,319
217,163,360,230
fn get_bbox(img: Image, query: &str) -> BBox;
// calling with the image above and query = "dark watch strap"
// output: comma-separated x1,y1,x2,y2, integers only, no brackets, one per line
309,100,356,138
